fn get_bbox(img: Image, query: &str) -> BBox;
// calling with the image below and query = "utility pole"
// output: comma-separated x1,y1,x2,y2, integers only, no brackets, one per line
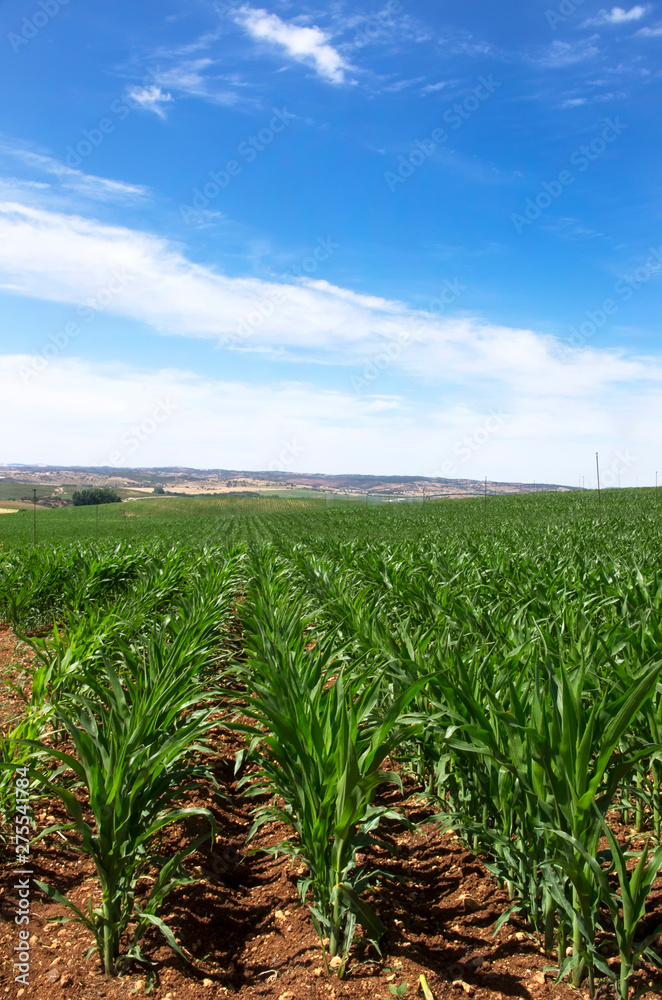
596,452,602,524
32,488,37,546
484,476,487,527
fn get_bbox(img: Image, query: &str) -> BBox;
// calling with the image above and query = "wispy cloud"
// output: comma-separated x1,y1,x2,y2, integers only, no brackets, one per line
584,6,649,26
534,38,600,68
420,81,452,96
141,60,254,108
233,6,352,85
381,76,426,93
0,143,148,203
561,91,621,107
438,30,497,59
126,84,174,119
636,23,662,35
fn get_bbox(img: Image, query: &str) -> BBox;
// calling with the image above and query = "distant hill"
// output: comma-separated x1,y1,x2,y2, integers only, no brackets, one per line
0,464,575,503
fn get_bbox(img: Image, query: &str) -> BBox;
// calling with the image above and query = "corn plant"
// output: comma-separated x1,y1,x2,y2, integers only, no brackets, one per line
555,818,662,999
18,630,222,975
234,560,426,976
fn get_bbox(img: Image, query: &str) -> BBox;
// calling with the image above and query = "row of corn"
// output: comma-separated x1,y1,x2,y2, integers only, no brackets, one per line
0,530,661,996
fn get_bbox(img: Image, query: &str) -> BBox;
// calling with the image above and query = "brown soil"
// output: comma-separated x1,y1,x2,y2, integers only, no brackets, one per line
0,630,660,1000
0,627,33,728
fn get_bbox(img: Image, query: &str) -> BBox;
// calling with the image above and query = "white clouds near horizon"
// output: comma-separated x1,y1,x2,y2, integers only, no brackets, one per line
0,190,660,484
1,354,658,486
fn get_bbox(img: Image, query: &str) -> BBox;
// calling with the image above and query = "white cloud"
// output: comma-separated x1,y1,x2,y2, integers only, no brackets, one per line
0,356,403,472
561,92,619,108
636,23,662,35
585,6,649,25
534,39,600,68
0,202,409,355
420,81,451,95
1,200,661,413
233,6,351,84
1,354,659,484
155,61,235,104
126,84,174,119
1,205,661,480
0,144,148,203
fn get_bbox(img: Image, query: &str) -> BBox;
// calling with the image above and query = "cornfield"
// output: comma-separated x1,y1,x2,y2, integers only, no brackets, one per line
1,489,661,997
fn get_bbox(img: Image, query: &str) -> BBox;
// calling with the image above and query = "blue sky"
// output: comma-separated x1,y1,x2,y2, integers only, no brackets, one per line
1,0,661,485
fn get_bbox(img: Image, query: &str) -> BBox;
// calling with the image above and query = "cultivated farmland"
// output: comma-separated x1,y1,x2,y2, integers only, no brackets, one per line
1,490,661,1000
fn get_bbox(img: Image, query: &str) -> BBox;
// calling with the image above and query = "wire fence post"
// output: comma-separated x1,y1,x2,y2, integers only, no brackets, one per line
32,488,37,546
596,452,602,525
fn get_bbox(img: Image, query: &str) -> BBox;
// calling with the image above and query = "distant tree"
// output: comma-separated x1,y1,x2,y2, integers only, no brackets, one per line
153,485,165,494
71,487,121,507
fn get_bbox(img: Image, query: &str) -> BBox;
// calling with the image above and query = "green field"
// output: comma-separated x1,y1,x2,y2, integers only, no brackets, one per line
2,488,662,995
1,486,658,548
